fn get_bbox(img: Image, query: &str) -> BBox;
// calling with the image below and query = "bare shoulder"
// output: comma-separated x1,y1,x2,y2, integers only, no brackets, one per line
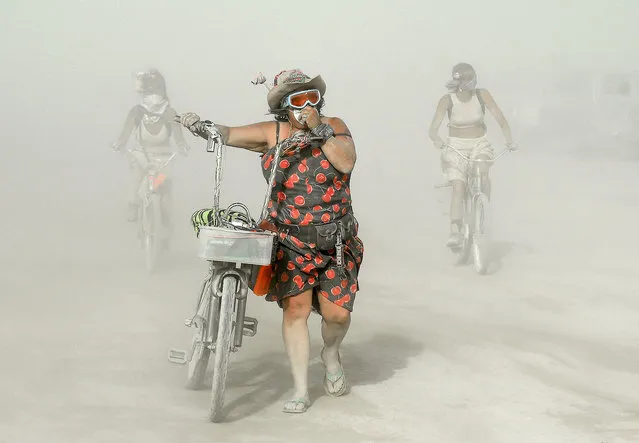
477,88,495,103
163,106,178,117
130,104,145,116
438,94,452,107
324,116,352,135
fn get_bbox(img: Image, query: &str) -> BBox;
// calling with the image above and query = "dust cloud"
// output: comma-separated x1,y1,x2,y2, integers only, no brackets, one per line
1,0,639,442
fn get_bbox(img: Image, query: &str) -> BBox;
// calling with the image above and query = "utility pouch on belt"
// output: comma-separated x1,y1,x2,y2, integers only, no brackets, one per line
315,222,339,251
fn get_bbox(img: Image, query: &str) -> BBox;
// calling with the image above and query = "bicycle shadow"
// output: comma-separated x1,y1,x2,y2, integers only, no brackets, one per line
484,240,537,275
207,331,425,421
484,240,515,275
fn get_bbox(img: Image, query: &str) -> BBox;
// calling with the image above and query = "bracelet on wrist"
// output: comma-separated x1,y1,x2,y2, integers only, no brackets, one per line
311,123,335,141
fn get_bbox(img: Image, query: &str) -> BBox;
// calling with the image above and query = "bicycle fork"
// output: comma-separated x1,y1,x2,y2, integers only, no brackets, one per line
169,263,259,365
207,264,258,352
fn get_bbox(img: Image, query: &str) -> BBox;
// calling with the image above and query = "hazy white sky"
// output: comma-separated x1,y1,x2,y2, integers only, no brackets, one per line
1,0,637,214
3,0,637,119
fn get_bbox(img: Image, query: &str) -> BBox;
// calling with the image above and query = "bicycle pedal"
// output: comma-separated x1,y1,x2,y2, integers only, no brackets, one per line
184,315,204,329
167,348,188,365
243,316,258,337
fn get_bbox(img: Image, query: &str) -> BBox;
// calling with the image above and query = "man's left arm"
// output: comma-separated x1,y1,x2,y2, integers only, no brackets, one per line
306,112,356,174
479,89,514,146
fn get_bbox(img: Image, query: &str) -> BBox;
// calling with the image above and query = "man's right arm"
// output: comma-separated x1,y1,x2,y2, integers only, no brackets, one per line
429,95,450,147
188,117,275,154
114,106,142,148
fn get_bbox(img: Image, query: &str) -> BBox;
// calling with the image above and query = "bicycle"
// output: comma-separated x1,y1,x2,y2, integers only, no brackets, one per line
435,144,512,274
126,149,178,273
167,119,282,423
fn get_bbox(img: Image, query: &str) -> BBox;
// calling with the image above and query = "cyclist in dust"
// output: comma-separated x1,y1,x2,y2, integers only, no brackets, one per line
178,69,364,414
428,63,516,247
111,69,189,223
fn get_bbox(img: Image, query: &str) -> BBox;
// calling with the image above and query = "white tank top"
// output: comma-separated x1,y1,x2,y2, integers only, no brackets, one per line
136,120,171,148
448,92,485,129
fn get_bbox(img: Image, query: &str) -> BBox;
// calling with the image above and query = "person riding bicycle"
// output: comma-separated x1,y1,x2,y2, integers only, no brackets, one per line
178,69,364,414
111,69,190,222
428,62,516,247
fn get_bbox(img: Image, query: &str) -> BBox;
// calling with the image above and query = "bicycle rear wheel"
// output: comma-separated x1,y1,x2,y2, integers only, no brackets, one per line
143,194,162,273
472,193,492,274
209,274,237,423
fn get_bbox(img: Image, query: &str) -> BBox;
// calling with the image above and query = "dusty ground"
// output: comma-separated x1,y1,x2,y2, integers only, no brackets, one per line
1,133,638,443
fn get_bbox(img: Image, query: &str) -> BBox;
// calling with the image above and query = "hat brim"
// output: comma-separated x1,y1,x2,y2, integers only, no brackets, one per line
267,75,326,112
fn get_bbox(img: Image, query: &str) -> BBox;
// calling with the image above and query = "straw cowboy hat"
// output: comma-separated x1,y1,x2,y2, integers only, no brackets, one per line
267,69,326,112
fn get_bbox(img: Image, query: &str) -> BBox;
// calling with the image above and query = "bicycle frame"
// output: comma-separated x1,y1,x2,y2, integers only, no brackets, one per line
186,261,257,355
443,144,509,194
126,151,176,217
164,117,282,421
174,127,257,332
435,144,511,269
188,124,264,352
132,151,177,195
126,149,178,272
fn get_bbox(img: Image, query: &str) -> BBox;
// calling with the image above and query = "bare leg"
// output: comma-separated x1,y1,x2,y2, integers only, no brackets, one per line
281,290,312,412
318,295,351,396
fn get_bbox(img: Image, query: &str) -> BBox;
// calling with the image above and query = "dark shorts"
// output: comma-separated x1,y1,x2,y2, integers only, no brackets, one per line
266,231,364,312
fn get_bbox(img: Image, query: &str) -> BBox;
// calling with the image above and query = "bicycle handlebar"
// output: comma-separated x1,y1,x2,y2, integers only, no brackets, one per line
443,144,512,163
125,149,178,172
155,151,178,170
433,144,515,189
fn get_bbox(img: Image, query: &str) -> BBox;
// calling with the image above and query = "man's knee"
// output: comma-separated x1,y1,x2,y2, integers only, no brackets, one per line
319,300,351,325
451,180,466,199
323,310,350,325
282,293,312,321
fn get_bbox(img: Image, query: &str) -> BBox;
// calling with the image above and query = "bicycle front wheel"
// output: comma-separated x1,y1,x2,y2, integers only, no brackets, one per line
452,196,472,265
143,194,162,273
209,274,237,423
471,193,492,275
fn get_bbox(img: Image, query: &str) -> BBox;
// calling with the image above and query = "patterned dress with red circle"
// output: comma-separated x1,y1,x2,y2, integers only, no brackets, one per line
259,129,364,312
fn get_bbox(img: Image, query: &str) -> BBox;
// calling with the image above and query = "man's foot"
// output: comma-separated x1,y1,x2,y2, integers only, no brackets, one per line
127,202,139,222
446,232,461,247
446,223,461,247
282,394,310,414
321,347,350,397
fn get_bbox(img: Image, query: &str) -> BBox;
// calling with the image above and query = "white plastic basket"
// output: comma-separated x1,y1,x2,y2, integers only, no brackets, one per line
197,226,277,265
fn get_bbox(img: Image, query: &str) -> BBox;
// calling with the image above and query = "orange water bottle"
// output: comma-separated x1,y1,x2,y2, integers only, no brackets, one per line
252,265,273,296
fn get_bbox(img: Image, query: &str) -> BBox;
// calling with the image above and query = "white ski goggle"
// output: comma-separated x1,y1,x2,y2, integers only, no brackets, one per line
282,89,322,109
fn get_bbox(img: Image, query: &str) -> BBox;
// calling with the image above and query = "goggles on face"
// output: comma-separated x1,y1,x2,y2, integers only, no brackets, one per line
283,89,321,109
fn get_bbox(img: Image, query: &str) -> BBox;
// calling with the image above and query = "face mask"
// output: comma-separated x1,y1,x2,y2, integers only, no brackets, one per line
292,109,307,125
141,94,168,116
143,94,165,106
446,78,477,92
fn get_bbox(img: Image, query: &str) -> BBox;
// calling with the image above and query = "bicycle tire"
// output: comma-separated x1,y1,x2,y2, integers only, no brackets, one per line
144,194,162,273
209,274,237,423
453,196,472,265
472,193,491,274
186,279,215,390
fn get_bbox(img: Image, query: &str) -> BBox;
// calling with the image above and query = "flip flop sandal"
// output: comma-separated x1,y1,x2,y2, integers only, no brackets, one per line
321,348,350,397
282,397,310,414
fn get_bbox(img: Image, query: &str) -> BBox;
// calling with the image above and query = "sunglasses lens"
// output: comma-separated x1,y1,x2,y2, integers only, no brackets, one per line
289,90,321,108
